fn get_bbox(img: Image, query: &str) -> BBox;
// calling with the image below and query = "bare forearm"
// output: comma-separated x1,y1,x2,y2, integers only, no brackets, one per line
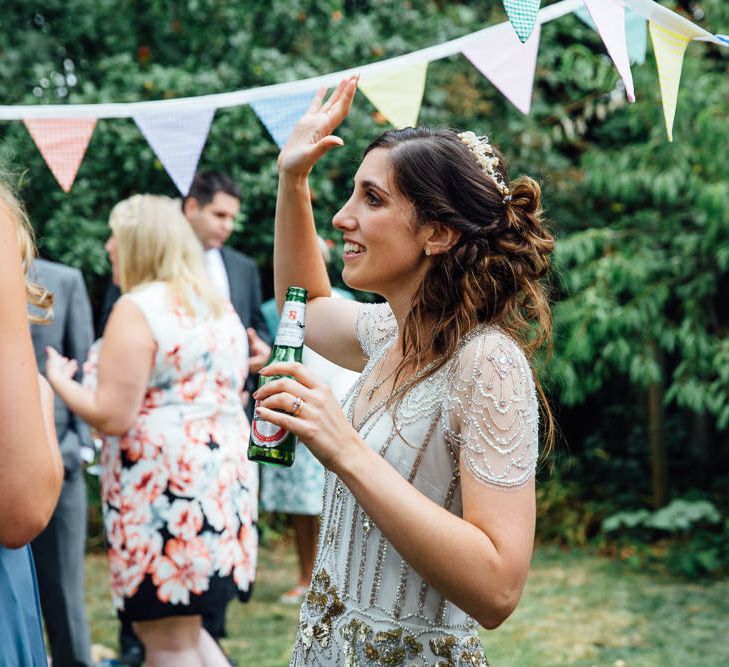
0,371,63,547
336,439,524,628
273,173,331,309
50,376,128,435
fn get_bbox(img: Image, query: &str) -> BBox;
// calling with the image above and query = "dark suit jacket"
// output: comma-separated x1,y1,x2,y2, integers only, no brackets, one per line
30,260,94,474
219,246,270,344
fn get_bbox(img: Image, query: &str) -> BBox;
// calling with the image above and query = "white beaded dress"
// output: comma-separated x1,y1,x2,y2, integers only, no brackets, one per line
290,303,539,666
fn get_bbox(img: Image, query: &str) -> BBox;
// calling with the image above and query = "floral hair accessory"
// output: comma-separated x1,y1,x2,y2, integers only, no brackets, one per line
457,130,511,201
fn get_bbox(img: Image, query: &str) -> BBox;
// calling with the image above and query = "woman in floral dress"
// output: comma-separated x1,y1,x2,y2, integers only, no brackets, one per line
47,195,256,667
252,78,554,665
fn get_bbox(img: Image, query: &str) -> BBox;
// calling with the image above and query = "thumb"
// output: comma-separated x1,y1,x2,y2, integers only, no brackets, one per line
310,136,345,162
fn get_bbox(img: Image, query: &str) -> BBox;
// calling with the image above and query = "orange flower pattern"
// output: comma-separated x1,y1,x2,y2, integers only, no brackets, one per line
84,282,257,613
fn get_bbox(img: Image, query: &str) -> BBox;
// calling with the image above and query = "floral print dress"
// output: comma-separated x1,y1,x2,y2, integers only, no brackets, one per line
86,281,257,621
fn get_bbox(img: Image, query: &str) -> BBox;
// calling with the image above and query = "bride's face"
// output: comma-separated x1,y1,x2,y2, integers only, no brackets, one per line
332,148,430,302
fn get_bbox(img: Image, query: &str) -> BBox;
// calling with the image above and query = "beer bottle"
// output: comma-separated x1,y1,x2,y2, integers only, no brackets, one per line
247,286,308,466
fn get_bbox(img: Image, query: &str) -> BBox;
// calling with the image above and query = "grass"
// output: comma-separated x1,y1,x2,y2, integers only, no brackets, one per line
84,543,729,667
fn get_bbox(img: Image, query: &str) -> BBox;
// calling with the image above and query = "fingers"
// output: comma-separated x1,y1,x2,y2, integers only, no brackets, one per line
254,405,299,434
320,77,349,113
259,361,321,390
306,86,328,114
253,374,314,403
321,75,358,114
256,390,305,417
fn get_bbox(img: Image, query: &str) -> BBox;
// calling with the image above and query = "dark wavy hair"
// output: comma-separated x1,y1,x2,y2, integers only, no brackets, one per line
364,127,555,449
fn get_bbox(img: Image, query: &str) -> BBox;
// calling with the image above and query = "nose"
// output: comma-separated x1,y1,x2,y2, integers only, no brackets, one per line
332,198,356,231
104,237,113,253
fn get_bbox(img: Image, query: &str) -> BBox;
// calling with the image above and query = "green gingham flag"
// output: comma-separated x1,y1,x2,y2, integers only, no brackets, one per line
503,0,541,43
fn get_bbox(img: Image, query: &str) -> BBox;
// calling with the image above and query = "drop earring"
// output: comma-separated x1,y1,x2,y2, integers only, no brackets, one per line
424,247,431,256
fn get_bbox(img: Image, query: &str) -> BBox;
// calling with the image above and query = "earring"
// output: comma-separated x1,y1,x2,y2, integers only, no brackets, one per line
424,247,431,256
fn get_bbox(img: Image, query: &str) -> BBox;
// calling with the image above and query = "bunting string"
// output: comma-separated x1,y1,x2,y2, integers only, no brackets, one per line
1,0,725,192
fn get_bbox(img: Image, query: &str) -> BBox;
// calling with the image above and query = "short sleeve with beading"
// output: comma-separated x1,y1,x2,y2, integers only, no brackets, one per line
444,328,539,488
356,302,398,360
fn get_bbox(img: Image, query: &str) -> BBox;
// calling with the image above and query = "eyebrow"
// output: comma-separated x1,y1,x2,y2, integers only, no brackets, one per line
358,178,391,197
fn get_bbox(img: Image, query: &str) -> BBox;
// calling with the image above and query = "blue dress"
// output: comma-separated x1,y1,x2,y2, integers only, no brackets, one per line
0,544,48,666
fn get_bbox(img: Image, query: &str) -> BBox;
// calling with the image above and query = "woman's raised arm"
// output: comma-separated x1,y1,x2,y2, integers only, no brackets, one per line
274,76,366,372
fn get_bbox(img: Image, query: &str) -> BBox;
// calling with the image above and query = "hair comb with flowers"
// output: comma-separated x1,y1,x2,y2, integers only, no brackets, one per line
457,131,512,202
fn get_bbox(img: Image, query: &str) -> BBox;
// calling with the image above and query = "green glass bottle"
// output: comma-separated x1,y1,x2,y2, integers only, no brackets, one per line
247,286,308,467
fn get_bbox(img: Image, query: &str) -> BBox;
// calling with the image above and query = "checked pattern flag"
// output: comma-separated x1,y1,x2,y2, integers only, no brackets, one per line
503,0,541,43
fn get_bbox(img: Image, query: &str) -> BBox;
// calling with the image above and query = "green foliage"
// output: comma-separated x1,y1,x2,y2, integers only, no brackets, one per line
3,0,729,562
601,499,729,577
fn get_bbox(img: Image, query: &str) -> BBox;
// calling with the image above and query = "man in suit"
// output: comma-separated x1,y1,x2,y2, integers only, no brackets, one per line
30,259,94,667
100,171,270,667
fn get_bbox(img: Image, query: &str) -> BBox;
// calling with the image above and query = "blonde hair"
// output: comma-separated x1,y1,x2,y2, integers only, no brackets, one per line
109,194,225,318
0,183,54,323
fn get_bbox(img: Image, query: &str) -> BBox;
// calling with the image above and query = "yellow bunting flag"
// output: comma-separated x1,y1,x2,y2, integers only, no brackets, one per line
357,62,428,129
649,20,691,142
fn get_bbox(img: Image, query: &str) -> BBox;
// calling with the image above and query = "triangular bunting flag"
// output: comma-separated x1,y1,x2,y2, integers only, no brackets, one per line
503,0,541,43
23,118,96,192
357,62,428,129
649,20,690,142
250,90,319,148
583,0,635,102
134,109,214,195
463,21,541,115
576,7,650,66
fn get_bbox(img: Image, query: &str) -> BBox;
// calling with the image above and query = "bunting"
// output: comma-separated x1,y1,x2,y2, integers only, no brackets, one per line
357,62,428,129
649,21,691,142
23,118,96,192
503,0,542,43
250,90,319,148
463,21,541,115
583,0,635,102
134,109,215,195
2,0,728,191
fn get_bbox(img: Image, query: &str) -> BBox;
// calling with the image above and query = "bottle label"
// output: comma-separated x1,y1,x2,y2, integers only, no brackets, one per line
274,300,306,347
251,404,287,448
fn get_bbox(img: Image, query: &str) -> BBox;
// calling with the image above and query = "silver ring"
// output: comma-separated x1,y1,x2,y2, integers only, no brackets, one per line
290,396,304,417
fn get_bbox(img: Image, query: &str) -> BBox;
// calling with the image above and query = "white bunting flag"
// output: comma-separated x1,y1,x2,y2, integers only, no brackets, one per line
583,0,635,102
134,109,215,195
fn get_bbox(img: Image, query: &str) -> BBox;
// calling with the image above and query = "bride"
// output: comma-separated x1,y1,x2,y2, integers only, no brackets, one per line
253,76,554,665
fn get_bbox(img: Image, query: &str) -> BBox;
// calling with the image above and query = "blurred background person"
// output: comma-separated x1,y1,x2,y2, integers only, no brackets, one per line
259,236,359,604
97,171,270,666
46,194,257,667
29,257,94,667
0,183,63,667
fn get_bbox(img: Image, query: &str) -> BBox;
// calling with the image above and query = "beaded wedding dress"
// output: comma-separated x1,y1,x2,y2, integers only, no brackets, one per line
290,303,539,666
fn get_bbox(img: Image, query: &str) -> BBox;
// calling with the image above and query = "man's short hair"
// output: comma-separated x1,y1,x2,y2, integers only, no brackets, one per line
183,170,242,209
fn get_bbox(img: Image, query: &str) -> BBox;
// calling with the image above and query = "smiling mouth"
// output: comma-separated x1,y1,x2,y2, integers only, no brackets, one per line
343,241,366,255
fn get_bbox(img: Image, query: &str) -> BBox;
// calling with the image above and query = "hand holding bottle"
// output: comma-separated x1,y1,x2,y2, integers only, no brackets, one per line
252,360,360,474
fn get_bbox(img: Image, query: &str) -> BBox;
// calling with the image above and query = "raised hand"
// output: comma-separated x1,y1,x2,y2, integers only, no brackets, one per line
278,75,359,178
45,346,78,386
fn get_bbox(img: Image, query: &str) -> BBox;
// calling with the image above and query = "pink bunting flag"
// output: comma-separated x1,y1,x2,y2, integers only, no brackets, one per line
463,21,541,115
23,118,96,192
584,0,635,102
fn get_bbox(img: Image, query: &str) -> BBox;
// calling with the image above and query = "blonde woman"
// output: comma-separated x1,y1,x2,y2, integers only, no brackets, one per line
47,195,257,667
0,183,61,666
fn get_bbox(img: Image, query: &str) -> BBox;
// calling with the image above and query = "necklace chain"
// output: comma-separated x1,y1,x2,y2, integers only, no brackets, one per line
365,347,399,400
